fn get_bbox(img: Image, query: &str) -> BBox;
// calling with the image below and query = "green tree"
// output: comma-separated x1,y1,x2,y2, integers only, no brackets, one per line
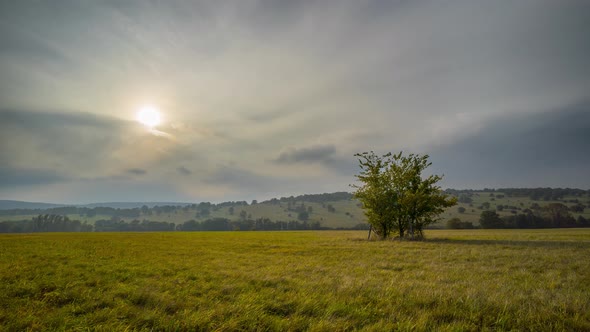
446,217,474,229
297,211,309,221
479,210,503,228
458,194,472,204
352,151,456,239
542,203,575,227
352,152,398,239
447,217,462,229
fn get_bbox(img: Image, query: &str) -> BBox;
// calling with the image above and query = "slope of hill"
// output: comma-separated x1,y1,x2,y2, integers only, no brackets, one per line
1,189,589,229
81,202,192,209
0,200,194,210
0,200,65,210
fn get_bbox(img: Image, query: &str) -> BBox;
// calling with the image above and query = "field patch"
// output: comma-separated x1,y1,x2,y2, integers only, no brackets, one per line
1,230,590,331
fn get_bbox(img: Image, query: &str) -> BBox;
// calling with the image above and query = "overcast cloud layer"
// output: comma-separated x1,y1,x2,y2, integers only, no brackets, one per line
1,0,589,203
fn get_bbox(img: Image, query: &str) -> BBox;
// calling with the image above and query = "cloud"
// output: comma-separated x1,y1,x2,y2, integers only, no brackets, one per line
204,164,276,189
0,108,123,129
428,100,590,189
0,167,69,188
0,109,128,176
196,162,351,202
126,168,147,175
1,1,590,202
274,145,337,164
0,109,191,187
176,166,192,175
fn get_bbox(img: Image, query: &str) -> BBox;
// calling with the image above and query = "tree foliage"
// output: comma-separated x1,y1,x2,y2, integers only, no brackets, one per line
446,218,474,229
352,151,456,239
479,207,588,229
479,210,504,229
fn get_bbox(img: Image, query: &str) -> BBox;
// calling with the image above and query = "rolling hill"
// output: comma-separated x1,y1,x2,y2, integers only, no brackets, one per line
1,189,589,229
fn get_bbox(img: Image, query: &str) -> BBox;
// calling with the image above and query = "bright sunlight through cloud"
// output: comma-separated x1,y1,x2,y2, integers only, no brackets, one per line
136,105,161,128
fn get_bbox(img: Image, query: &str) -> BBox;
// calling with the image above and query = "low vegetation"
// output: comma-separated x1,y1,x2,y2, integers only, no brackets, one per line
353,151,456,239
2,230,590,331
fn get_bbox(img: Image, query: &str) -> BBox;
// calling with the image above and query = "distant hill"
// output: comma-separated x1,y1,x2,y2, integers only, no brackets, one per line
1,189,588,229
0,200,66,210
0,200,192,210
80,202,193,209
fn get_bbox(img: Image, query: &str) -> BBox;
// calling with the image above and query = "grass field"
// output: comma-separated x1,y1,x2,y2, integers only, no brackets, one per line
2,229,590,331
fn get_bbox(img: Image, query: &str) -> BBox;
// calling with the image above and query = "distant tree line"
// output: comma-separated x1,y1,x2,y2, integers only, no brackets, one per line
446,218,475,229
500,188,588,201
0,204,222,218
446,188,589,202
262,192,353,205
94,218,176,232
215,201,249,208
0,206,141,217
0,215,332,233
177,218,324,231
0,200,256,218
447,203,590,229
479,203,590,229
0,214,93,233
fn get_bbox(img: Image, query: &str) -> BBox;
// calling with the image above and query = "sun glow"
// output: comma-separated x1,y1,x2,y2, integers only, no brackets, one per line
136,105,161,128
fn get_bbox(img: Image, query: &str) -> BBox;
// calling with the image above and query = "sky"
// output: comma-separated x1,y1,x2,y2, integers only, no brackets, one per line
1,0,589,204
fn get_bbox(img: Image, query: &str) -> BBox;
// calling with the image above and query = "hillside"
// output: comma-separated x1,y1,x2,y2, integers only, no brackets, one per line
1,189,589,229
0,200,192,210
0,200,65,210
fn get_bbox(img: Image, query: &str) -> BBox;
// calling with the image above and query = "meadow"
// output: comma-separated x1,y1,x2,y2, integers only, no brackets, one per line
1,229,590,331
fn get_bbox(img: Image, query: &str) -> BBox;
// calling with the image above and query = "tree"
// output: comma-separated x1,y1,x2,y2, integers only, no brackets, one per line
297,211,309,221
479,210,503,228
569,203,585,213
458,194,472,204
447,217,474,229
352,151,456,239
542,203,575,227
447,218,462,229
352,152,398,239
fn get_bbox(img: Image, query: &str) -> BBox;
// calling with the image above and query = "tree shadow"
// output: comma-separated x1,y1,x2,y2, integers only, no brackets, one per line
425,238,590,249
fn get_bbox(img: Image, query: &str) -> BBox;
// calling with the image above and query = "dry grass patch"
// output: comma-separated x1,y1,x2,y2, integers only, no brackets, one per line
1,230,590,331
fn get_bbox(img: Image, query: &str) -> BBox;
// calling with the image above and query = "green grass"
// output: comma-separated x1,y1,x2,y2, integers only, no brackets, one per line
2,229,590,331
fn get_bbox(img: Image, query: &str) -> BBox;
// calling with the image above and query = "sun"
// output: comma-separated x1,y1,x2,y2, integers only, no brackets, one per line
136,105,161,128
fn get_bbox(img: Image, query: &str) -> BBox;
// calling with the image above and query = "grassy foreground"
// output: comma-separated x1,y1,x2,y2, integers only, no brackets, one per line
1,230,590,331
